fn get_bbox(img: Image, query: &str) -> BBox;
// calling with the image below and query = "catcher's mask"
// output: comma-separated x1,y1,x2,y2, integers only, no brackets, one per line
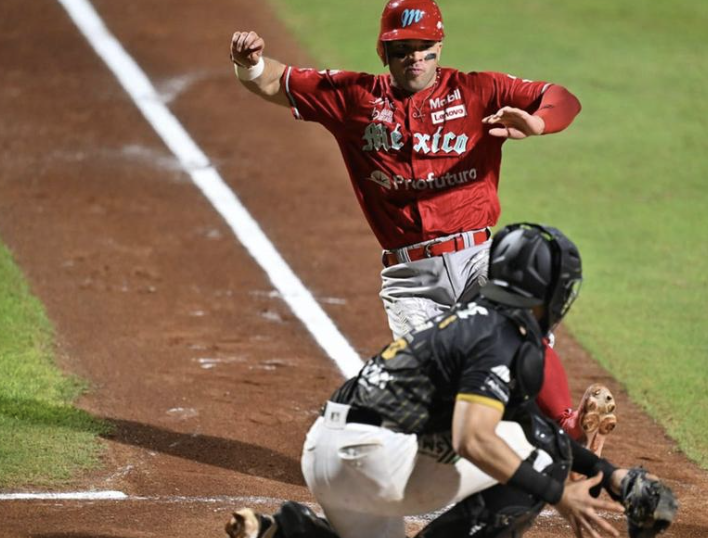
377,0,445,65
480,223,582,333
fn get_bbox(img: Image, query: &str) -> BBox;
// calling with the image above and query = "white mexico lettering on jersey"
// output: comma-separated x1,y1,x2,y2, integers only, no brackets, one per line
362,123,468,155
413,128,468,155
364,168,477,191
362,123,404,152
429,88,462,110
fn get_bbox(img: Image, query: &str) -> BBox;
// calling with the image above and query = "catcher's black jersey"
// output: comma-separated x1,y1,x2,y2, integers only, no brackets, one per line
331,298,544,434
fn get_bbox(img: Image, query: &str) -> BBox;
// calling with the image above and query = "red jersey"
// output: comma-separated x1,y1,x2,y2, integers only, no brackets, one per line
283,67,553,250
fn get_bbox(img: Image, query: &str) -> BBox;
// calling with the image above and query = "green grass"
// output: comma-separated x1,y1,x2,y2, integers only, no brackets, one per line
0,243,109,488
269,0,708,466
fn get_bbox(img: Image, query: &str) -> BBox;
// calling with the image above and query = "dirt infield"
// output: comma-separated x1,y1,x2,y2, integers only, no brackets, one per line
0,0,705,536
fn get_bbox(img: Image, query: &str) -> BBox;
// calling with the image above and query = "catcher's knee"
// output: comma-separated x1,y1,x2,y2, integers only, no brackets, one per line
480,485,545,537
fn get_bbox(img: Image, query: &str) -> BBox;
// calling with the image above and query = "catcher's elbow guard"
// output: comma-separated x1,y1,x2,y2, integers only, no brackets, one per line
621,467,678,538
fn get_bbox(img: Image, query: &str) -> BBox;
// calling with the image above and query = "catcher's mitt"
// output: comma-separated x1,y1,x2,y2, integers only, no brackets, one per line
620,467,678,538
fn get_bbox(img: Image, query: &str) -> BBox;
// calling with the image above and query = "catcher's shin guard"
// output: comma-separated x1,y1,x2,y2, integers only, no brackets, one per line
413,484,545,538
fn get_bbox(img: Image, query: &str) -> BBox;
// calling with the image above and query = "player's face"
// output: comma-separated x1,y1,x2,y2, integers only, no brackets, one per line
387,40,442,93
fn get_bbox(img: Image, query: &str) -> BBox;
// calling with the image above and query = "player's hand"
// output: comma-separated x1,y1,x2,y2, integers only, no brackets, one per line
482,106,545,139
554,473,624,538
230,31,265,67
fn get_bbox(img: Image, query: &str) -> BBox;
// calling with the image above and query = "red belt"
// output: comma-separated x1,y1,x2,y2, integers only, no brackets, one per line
383,229,490,267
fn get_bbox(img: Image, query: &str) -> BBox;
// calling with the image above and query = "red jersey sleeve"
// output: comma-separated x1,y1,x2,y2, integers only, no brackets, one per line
474,71,580,133
472,71,548,114
282,67,360,128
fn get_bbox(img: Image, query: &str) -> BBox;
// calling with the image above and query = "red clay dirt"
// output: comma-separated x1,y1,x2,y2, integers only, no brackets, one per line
0,0,705,537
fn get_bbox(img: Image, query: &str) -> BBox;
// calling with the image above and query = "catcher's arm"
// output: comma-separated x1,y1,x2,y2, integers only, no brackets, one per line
452,400,527,481
230,31,289,107
453,401,622,537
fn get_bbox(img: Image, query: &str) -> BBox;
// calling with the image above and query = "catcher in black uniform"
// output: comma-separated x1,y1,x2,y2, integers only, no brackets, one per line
225,223,677,538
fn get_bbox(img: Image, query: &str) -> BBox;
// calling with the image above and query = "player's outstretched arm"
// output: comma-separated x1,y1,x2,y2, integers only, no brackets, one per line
482,85,581,139
230,31,289,107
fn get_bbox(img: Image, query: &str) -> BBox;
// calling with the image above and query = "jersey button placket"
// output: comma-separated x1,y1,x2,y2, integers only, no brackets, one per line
409,96,426,178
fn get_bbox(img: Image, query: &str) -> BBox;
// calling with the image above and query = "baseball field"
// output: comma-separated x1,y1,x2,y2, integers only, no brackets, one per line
0,0,706,536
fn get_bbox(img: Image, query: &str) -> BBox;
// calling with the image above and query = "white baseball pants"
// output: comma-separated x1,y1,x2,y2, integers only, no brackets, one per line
300,402,552,538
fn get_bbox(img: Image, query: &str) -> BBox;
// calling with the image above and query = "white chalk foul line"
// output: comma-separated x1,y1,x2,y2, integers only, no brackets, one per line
55,0,364,380
0,493,280,503
0,491,128,501
0,491,615,523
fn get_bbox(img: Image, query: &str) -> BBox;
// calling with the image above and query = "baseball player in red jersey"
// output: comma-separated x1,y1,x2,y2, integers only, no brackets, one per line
230,0,616,454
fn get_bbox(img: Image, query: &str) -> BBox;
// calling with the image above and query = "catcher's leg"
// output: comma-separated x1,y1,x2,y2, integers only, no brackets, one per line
319,503,405,538
300,413,416,538
414,452,570,538
224,502,339,538
413,485,545,538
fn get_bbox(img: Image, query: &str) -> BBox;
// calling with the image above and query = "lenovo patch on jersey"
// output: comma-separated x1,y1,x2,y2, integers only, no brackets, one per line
429,88,462,110
431,104,467,125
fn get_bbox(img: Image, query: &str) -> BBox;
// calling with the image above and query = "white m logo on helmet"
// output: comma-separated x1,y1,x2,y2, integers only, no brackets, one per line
401,9,424,28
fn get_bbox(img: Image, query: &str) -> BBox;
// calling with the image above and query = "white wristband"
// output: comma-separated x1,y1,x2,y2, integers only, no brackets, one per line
235,57,265,81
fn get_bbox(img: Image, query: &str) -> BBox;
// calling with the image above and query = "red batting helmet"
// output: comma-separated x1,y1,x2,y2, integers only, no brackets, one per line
377,0,445,65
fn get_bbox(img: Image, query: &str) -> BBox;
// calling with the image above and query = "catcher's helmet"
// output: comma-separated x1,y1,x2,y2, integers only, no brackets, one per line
377,0,445,65
480,223,582,332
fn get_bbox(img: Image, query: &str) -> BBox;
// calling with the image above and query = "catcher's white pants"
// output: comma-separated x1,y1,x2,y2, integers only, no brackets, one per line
380,240,491,339
301,402,551,538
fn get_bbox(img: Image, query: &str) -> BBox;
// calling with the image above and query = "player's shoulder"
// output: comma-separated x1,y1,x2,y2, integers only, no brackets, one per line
452,298,508,325
437,299,508,346
438,68,507,92
462,70,512,85
492,302,545,350
451,298,541,344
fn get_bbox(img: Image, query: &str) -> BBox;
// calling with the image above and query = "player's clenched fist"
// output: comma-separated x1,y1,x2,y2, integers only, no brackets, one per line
230,31,265,67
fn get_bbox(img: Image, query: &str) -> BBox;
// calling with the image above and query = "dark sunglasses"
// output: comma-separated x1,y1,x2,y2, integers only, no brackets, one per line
387,41,437,60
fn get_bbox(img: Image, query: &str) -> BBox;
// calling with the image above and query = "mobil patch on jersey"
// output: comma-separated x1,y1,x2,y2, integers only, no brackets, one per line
431,104,467,125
